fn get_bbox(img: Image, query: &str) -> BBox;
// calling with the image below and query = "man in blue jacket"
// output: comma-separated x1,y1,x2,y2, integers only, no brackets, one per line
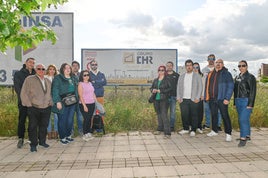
89,60,107,105
205,59,234,142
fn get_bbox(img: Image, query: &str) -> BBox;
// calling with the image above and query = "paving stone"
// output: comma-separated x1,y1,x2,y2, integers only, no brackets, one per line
1,129,268,177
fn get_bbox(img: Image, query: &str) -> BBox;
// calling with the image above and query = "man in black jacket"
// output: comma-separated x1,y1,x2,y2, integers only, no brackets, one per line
166,61,179,132
13,57,36,148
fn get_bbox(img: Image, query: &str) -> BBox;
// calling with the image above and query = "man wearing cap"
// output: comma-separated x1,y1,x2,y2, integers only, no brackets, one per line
201,54,222,131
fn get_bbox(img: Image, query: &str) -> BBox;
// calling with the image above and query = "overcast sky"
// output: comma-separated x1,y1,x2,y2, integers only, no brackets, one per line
51,0,268,76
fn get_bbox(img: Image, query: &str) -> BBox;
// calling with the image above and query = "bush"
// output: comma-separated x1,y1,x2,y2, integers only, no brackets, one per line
0,84,267,137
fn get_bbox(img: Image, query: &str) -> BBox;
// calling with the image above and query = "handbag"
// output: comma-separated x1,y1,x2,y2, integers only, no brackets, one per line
148,93,156,103
61,92,78,106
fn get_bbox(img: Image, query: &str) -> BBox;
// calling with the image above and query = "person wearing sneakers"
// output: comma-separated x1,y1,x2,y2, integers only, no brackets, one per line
78,70,96,141
234,60,256,147
201,54,222,131
177,59,203,137
52,63,78,145
205,59,234,141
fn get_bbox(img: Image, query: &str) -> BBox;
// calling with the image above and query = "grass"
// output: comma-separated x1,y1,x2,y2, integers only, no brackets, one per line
0,84,268,136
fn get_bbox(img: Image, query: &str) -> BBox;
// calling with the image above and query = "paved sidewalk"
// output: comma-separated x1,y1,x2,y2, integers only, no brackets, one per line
1,128,268,178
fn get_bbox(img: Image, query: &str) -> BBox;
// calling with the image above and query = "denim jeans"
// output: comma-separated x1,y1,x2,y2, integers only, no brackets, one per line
169,96,177,128
204,101,222,127
153,99,170,135
209,100,232,134
235,98,252,138
47,113,58,132
57,105,75,139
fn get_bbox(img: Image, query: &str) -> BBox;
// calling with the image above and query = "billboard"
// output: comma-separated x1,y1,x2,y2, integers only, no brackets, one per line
81,49,178,85
0,12,73,86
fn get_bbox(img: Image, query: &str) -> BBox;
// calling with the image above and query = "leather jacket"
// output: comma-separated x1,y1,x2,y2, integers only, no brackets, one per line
150,76,172,100
234,71,256,107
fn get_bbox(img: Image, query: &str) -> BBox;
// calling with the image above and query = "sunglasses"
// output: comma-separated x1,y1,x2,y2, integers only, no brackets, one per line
91,64,98,66
37,68,46,71
158,69,165,72
193,66,200,69
238,65,247,68
208,58,215,61
83,74,89,77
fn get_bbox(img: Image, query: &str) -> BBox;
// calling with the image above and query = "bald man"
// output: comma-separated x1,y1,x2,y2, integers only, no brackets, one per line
204,59,234,142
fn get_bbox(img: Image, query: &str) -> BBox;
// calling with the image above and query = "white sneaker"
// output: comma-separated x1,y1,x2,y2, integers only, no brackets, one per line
226,134,232,142
178,130,189,135
189,131,195,137
196,128,203,134
82,135,90,141
207,131,218,137
86,133,92,137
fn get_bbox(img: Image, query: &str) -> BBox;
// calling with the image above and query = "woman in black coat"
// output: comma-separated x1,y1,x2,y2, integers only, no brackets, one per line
150,65,172,138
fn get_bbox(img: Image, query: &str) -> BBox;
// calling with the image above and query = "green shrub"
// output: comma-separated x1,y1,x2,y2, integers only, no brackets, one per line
0,84,267,136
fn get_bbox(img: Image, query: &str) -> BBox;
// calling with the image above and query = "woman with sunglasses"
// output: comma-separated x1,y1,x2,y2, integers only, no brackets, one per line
78,70,96,141
150,65,172,138
234,60,256,147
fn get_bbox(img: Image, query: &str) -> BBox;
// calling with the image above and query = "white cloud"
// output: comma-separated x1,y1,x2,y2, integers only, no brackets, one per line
160,17,185,37
48,0,268,75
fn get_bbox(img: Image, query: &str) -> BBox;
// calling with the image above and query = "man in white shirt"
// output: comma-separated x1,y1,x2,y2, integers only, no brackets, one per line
177,59,203,137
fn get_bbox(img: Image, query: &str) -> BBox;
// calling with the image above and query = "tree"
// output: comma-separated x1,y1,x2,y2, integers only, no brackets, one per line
0,0,68,53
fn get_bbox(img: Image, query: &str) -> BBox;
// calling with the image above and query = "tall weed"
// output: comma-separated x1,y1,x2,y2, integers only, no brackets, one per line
0,84,267,136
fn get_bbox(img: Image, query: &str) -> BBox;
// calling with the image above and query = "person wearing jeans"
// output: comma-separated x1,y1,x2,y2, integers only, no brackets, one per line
166,61,179,132
72,61,83,136
52,63,78,145
234,60,256,147
203,102,222,129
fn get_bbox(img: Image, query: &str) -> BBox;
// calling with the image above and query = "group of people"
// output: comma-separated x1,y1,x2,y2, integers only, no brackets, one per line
14,58,106,152
150,54,256,147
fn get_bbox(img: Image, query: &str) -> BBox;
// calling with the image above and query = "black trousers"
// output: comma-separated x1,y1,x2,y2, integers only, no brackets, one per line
209,100,232,134
27,106,51,146
79,103,95,134
180,99,199,132
17,103,28,139
197,100,204,129
153,99,170,135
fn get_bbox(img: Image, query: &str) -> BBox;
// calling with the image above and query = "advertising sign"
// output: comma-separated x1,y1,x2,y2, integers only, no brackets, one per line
0,12,73,86
81,49,178,85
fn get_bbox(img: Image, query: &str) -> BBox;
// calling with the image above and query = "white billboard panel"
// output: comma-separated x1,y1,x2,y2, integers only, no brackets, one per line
0,12,73,86
81,49,178,85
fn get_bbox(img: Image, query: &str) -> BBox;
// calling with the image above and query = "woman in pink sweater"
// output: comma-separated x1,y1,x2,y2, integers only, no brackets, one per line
78,70,96,141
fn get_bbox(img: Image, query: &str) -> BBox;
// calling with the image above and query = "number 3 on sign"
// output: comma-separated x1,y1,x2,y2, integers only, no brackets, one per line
0,70,7,82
